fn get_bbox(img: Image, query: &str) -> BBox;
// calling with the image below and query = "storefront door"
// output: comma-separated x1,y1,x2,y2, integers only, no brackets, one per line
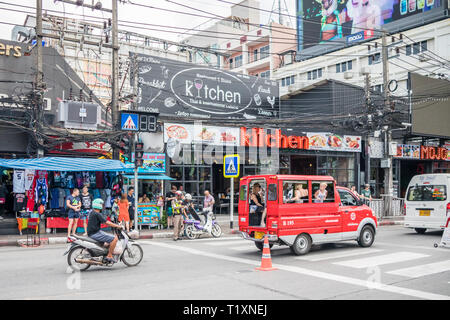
290,156,316,175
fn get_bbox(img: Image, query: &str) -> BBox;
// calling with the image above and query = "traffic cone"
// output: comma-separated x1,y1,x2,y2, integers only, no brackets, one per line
255,235,277,271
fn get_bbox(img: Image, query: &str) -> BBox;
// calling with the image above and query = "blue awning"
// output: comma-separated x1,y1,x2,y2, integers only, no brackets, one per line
123,174,174,180
0,157,128,172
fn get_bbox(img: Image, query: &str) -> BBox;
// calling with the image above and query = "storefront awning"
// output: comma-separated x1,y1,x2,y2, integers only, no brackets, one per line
0,157,128,172
123,174,174,180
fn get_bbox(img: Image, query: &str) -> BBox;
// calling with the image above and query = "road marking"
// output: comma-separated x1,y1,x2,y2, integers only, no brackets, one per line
295,248,384,262
206,239,248,246
230,245,254,251
334,252,429,269
387,260,450,278
184,237,242,243
376,242,449,253
144,241,450,300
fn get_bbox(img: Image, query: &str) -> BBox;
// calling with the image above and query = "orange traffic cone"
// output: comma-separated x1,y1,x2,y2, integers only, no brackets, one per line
255,235,277,271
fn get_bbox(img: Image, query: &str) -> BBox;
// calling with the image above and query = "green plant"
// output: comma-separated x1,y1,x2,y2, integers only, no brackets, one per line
160,209,168,228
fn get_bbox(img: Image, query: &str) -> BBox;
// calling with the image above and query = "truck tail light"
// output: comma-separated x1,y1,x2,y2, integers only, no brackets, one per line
447,203,450,215
403,203,406,215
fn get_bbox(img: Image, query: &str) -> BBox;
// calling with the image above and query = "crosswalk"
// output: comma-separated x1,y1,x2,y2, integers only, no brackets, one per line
198,237,450,280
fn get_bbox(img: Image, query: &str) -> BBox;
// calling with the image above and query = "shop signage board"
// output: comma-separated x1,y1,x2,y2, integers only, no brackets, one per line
394,144,449,161
224,154,240,178
307,133,361,152
164,123,240,146
132,53,279,120
131,153,166,173
137,203,161,226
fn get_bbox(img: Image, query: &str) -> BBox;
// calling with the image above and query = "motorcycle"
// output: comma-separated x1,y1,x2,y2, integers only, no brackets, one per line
184,208,222,240
64,227,143,271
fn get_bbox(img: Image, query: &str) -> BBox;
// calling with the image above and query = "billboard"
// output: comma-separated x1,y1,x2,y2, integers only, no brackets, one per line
409,72,450,138
163,123,240,146
297,0,442,49
132,53,279,120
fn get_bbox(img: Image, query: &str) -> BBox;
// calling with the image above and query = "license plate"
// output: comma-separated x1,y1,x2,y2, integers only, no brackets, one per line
254,231,265,240
419,210,431,216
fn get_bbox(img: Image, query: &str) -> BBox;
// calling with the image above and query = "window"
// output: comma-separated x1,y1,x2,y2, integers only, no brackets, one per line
413,42,420,55
283,181,309,204
406,40,428,56
281,75,295,86
268,184,277,201
229,58,233,68
407,185,447,201
420,40,427,52
336,60,353,73
234,55,243,68
240,185,247,201
368,53,380,65
342,63,347,72
336,64,341,73
307,68,322,80
348,60,352,70
338,189,359,206
260,45,269,59
260,70,270,78
311,181,335,203
253,49,258,62
406,45,412,56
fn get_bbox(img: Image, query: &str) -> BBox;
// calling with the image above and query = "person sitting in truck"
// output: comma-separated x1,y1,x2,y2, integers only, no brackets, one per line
314,182,328,203
250,183,266,227
290,183,308,203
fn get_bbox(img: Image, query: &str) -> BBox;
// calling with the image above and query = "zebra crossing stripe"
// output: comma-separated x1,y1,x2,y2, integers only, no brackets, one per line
333,252,429,269
295,248,384,262
206,239,247,246
387,260,450,278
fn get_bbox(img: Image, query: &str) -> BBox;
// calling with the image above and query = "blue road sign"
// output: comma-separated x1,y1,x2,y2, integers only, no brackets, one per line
121,113,139,131
224,154,240,178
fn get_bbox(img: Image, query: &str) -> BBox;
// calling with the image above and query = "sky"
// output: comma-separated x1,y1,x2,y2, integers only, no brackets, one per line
0,0,297,43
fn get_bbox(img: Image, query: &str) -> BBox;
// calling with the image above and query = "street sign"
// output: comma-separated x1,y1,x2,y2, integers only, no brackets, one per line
121,113,139,131
224,154,240,178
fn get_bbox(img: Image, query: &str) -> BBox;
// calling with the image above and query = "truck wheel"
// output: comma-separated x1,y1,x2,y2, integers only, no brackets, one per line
415,228,427,234
358,225,375,247
291,233,312,255
255,241,273,251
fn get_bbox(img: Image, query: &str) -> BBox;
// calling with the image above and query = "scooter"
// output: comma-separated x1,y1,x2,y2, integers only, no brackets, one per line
64,227,143,271
184,208,222,239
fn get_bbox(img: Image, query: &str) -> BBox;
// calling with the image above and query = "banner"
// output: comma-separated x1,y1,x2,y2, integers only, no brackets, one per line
137,203,161,226
132,53,279,120
164,123,240,146
307,133,361,152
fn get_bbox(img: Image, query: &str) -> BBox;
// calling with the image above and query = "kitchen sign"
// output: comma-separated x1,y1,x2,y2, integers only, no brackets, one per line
131,53,279,120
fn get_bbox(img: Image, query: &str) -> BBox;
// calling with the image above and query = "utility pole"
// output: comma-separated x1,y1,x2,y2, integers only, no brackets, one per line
381,31,393,217
364,73,371,190
35,0,45,158
112,0,120,159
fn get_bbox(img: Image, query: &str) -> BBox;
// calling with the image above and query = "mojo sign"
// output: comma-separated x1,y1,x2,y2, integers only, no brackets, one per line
131,53,279,120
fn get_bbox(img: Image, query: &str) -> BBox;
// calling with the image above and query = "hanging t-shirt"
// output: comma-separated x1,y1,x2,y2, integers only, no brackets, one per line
75,172,83,189
13,170,26,194
93,189,101,200
26,189,35,212
82,172,90,187
24,169,35,191
66,173,75,189
35,178,48,205
50,189,60,209
14,193,26,211
95,172,104,189
89,172,96,188
100,189,107,204
104,189,112,208
53,172,61,187
60,172,67,188
58,188,66,208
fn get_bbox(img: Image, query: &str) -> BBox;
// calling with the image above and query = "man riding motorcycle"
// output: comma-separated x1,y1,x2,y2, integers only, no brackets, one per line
183,193,202,221
87,198,123,264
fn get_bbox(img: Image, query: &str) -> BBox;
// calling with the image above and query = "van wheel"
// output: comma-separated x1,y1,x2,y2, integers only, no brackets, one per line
255,241,273,251
415,228,427,234
291,233,312,255
358,225,375,247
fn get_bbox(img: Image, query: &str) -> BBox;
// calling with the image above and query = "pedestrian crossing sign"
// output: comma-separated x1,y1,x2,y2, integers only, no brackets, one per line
224,154,240,178
121,113,139,131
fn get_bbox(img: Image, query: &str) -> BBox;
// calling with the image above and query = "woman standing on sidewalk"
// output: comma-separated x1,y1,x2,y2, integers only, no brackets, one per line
80,185,93,236
118,193,130,232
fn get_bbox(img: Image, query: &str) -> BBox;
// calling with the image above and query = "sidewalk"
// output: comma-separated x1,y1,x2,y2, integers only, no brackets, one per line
0,216,404,247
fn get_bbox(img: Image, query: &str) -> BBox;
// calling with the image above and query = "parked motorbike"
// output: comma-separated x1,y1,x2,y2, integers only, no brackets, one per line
184,208,222,239
64,227,143,271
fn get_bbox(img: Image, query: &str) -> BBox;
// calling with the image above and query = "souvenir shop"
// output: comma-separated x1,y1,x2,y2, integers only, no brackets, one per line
0,157,128,235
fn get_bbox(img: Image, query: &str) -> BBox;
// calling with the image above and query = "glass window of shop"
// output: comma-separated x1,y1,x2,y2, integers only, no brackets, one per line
317,155,355,188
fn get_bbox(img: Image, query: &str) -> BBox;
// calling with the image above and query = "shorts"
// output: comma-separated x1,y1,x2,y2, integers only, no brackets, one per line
89,230,115,243
68,210,80,219
128,209,135,221
80,209,90,220
166,207,173,217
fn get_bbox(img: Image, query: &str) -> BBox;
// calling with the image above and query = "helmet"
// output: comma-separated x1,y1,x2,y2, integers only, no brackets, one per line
185,193,192,201
92,198,104,210
176,191,182,196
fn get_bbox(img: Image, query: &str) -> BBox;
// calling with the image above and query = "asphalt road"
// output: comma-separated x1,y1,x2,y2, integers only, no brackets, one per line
0,225,449,300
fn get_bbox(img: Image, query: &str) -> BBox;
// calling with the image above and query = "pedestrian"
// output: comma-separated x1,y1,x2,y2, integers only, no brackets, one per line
80,185,93,236
111,196,120,223
66,188,81,241
127,187,135,230
139,193,150,203
172,191,184,241
360,184,372,204
118,193,130,232
165,185,177,229
350,185,360,198
202,190,215,224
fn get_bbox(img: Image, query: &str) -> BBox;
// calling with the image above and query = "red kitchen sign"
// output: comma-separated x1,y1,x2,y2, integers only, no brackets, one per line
240,127,309,150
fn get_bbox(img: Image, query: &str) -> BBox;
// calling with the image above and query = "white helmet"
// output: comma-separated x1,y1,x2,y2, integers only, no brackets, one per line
185,193,192,201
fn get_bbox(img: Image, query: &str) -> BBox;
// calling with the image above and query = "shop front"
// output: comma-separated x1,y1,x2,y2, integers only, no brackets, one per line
164,123,362,210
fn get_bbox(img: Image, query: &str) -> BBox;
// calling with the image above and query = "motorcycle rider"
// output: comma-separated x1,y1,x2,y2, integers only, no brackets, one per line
183,193,201,221
87,198,123,264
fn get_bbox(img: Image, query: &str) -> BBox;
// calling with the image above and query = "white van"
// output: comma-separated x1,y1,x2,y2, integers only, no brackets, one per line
404,174,450,234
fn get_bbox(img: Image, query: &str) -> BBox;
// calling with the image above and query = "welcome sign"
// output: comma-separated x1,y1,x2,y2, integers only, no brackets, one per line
131,53,279,120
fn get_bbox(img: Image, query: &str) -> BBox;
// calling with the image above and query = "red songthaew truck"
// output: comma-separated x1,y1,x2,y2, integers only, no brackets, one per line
238,175,378,255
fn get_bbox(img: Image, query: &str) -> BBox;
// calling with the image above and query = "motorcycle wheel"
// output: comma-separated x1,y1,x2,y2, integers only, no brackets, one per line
211,224,222,238
121,243,144,267
185,225,198,240
67,245,91,272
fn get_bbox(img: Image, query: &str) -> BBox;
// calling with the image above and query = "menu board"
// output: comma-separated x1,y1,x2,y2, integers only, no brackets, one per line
307,133,362,152
137,203,161,226
164,123,239,146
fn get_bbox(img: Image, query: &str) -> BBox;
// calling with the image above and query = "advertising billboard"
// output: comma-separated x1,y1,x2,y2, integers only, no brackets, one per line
132,53,279,120
297,0,442,49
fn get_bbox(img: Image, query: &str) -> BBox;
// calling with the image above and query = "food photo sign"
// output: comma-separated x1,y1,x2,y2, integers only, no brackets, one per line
164,123,240,146
307,132,361,152
131,53,279,120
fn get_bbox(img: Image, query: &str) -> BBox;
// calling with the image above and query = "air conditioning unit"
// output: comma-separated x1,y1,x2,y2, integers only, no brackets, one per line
344,72,353,79
58,100,101,130
418,53,429,62
43,98,51,111
360,67,370,76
